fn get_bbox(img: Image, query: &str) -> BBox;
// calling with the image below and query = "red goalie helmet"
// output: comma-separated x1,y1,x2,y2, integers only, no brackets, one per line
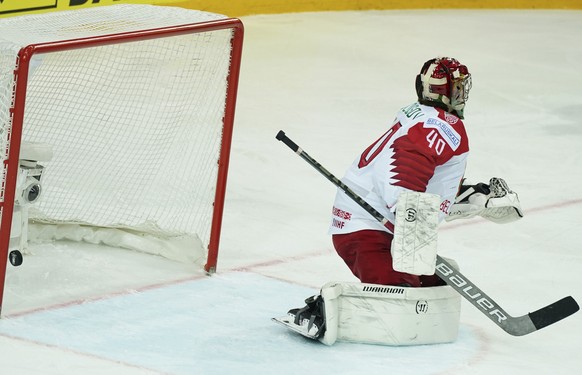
415,57,472,119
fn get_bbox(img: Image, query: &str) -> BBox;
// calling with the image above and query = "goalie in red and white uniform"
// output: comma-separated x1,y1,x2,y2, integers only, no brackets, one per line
330,56,522,287
276,57,523,346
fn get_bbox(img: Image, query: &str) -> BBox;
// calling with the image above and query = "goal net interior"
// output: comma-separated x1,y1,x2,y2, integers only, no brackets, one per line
0,4,243,309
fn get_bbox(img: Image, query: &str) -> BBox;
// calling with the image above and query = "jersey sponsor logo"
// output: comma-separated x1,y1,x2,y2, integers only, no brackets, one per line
425,117,461,151
440,199,451,214
332,218,345,229
332,206,351,220
332,206,351,229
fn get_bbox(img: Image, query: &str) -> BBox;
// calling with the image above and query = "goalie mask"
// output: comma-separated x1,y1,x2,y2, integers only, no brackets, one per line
415,57,472,119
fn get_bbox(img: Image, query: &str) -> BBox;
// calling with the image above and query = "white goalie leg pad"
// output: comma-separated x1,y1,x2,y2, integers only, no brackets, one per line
318,280,461,346
392,191,440,275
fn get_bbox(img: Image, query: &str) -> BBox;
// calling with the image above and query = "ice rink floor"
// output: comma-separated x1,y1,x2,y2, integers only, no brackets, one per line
1,9,581,375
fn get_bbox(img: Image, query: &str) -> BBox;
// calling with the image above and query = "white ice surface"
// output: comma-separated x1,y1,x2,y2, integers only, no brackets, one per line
1,9,581,375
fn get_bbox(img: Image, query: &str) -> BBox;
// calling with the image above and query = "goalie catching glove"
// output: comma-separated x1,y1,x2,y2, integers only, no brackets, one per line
446,177,523,224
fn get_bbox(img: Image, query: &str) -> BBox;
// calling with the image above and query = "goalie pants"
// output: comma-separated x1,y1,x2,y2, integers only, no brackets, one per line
332,230,443,287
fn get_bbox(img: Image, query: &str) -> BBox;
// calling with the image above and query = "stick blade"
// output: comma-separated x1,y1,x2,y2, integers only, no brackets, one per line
529,296,579,331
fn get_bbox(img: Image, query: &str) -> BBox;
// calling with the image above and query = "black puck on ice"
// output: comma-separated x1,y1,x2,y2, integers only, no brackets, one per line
9,250,23,267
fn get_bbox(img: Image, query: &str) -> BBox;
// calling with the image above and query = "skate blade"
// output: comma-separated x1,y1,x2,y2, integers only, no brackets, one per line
272,316,319,340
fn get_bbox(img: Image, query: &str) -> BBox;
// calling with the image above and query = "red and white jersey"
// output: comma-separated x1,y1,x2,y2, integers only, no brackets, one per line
329,102,469,235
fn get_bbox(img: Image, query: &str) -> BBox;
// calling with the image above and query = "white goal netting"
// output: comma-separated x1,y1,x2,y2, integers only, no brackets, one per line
0,5,240,265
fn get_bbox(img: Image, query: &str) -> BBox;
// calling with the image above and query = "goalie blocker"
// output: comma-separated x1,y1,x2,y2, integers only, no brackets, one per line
274,259,461,346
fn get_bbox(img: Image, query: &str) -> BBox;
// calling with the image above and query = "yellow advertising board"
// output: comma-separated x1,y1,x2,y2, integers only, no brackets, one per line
1,0,581,18
0,0,177,17
1,0,57,15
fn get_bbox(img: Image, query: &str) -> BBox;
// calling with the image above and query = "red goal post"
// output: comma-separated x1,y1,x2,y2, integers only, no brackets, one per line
0,5,243,315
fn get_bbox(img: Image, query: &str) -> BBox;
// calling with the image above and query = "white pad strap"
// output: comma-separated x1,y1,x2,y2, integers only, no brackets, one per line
391,192,439,276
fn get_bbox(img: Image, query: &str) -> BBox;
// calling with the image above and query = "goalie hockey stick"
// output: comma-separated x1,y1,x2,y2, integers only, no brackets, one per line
276,130,579,336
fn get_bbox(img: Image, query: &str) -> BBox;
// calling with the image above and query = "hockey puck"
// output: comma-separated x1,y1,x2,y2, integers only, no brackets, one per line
9,250,23,267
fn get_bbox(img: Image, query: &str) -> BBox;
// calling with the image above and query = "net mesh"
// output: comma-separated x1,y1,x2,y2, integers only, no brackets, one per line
0,5,236,259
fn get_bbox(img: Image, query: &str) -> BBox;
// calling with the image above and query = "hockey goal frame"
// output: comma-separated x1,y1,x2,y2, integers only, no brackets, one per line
0,17,244,315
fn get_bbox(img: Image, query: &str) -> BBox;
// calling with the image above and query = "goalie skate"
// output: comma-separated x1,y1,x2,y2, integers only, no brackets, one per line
272,295,325,340
271,314,321,340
